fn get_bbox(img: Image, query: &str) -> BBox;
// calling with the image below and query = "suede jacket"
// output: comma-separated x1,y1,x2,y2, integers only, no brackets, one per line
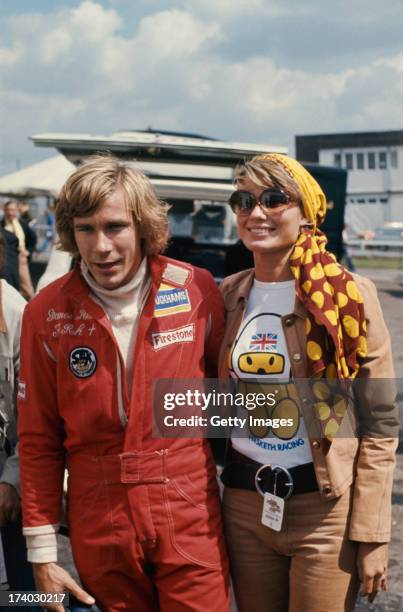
219,269,399,543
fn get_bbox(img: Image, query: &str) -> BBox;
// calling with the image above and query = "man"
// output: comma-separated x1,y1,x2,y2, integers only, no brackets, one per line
2,201,35,300
0,237,40,612
17,201,37,263
18,155,230,611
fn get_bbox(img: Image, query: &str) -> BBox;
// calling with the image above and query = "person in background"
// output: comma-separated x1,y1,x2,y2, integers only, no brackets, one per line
341,223,356,272
0,235,39,612
219,154,398,612
17,201,37,265
1,201,35,300
0,228,20,292
37,202,56,254
18,201,35,224
18,154,230,612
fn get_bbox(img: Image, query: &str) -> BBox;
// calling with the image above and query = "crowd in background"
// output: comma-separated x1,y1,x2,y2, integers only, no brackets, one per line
0,200,56,300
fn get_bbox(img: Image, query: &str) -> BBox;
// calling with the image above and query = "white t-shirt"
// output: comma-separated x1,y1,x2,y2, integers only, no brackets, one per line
230,278,313,468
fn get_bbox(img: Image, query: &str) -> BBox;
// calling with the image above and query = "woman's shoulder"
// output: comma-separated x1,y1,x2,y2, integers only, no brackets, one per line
350,271,378,301
219,268,254,295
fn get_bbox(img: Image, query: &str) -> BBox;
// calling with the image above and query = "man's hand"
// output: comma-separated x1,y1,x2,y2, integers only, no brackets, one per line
33,562,95,611
0,483,20,526
357,542,388,603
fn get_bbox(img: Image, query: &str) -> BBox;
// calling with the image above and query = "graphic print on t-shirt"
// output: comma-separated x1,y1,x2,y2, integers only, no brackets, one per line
230,286,313,468
231,312,299,440
232,313,286,379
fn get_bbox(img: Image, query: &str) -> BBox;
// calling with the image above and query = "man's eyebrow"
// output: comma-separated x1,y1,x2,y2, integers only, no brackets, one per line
73,219,130,226
73,220,93,227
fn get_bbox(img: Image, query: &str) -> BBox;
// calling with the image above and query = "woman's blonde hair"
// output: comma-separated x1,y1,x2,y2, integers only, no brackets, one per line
234,156,302,205
56,154,169,256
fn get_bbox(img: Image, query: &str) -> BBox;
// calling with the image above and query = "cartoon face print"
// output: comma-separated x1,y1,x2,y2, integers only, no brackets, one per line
238,351,285,375
231,313,299,440
231,313,289,381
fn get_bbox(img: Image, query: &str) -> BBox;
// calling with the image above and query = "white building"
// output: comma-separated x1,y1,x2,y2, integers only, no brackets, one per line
295,131,403,234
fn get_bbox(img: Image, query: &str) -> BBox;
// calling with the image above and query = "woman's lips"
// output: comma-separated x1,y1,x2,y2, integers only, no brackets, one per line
248,227,276,234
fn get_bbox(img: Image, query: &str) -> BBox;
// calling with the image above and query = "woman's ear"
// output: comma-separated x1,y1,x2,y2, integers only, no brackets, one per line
299,216,313,230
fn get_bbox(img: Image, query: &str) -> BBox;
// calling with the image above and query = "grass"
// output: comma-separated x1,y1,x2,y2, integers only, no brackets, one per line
353,257,403,269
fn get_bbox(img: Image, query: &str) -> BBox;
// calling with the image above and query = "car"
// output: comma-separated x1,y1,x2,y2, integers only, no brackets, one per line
374,223,403,241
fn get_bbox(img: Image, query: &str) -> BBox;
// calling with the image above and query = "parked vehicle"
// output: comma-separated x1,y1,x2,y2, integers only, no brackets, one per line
32,130,348,287
374,222,403,241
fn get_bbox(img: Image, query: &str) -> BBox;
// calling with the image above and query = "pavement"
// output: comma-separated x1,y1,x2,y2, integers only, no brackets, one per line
58,265,403,611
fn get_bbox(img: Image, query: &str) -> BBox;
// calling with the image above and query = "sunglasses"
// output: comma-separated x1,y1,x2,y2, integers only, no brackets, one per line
228,189,290,215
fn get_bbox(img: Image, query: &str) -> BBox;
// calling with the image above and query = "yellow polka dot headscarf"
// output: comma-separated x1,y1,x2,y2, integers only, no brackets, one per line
255,153,367,440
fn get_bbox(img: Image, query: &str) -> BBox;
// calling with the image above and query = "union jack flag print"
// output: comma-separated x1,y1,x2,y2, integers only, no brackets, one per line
249,333,278,351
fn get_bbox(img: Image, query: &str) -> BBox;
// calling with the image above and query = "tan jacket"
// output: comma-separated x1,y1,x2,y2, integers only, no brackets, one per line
219,269,399,543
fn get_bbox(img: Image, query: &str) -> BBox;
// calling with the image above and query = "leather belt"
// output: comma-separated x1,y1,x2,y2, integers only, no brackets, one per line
221,447,318,498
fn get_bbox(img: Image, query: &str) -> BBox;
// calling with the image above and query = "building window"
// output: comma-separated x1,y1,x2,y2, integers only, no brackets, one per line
356,152,364,170
390,150,398,168
357,198,366,204
380,198,388,204
345,153,353,170
334,153,341,167
379,151,387,169
368,152,376,169
368,198,376,204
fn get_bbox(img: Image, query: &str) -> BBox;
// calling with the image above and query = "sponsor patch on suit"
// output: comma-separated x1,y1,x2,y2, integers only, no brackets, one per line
69,346,97,378
152,323,195,350
154,283,191,318
18,380,26,399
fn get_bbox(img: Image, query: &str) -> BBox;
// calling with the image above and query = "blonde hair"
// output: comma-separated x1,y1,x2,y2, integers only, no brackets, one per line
234,156,302,205
56,154,169,256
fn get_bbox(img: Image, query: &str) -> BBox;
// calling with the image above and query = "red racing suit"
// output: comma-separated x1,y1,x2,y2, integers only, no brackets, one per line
18,255,230,611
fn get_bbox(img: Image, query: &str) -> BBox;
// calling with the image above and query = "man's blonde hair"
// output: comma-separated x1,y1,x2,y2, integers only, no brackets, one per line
56,154,169,256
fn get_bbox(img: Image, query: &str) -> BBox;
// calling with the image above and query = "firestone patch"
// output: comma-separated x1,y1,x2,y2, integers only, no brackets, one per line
152,323,195,350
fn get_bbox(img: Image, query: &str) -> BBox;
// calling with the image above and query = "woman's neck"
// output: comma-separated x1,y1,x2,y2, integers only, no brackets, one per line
253,249,294,282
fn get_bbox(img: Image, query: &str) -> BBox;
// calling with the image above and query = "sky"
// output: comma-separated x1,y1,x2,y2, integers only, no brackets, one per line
1,0,403,175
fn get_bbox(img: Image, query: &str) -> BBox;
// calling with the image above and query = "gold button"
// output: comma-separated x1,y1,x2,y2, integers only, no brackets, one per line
312,440,321,449
322,485,332,495
293,353,302,361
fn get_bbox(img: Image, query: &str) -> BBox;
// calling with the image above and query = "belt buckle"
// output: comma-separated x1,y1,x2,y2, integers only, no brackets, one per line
254,464,294,500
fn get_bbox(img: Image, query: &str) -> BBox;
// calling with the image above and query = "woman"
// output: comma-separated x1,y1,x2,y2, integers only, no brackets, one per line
2,201,35,300
218,154,398,612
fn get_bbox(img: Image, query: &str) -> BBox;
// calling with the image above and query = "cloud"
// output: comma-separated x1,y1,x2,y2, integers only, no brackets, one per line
179,0,267,16
135,10,220,57
1,0,403,175
71,0,122,40
0,41,23,66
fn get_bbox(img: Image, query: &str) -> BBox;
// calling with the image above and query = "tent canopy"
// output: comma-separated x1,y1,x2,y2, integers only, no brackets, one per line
0,155,75,198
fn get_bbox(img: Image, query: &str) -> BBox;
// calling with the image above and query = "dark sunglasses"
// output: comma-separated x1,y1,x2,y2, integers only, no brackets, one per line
228,188,290,215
